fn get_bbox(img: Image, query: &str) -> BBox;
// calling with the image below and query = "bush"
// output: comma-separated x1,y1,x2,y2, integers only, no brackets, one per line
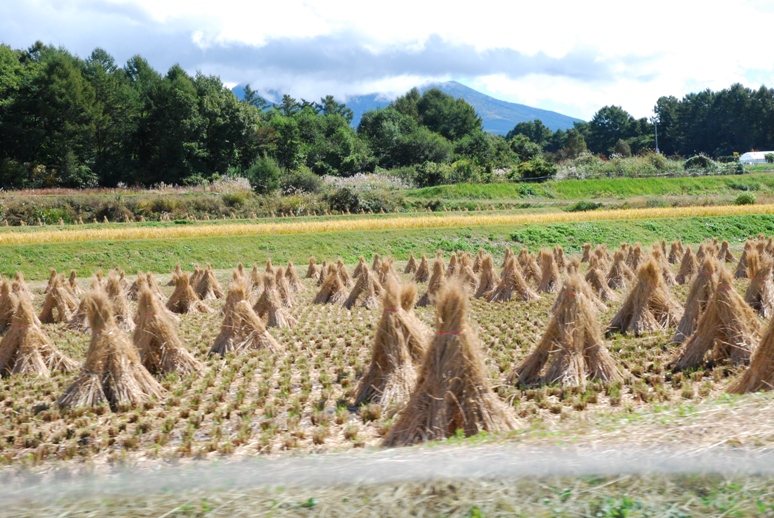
515,157,557,182
222,192,248,208
735,193,756,205
766,153,774,164
683,154,718,173
243,156,281,194
564,200,603,212
281,166,324,194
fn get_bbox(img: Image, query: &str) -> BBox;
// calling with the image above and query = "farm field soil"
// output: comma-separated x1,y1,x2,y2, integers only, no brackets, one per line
4,213,774,279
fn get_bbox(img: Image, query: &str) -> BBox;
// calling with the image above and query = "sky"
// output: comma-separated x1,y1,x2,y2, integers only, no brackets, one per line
2,0,774,121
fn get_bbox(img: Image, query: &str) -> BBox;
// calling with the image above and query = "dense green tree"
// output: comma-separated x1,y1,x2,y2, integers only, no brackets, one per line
586,105,637,155
506,120,553,147
416,88,482,141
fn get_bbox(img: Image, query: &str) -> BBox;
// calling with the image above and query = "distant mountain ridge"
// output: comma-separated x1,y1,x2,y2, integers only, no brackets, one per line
232,81,583,135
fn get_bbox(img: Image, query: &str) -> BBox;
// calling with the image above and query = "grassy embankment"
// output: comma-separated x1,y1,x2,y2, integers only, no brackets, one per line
3,211,774,279
407,172,774,205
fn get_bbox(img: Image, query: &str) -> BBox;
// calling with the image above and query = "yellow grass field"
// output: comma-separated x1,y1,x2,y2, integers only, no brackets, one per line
1,203,773,246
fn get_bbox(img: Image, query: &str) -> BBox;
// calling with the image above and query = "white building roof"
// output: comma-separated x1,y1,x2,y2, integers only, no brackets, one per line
739,151,774,161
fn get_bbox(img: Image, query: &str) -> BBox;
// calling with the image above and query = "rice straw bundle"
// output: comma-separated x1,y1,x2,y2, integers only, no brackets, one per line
696,243,709,262
412,255,430,283
675,246,699,285
501,247,515,269
383,282,517,446
379,258,400,286
353,256,367,278
166,273,213,314
474,255,500,298
0,297,77,377
417,256,446,307
517,249,530,269
607,258,683,336
118,270,130,292
445,253,459,279
607,250,635,290
538,249,561,293
254,273,297,328
305,257,319,278
265,259,275,275
651,246,676,286
399,283,431,361
472,249,484,273
194,264,224,300
585,258,619,302
106,274,135,332
718,240,736,263
673,258,718,344
668,242,683,264
313,268,348,305
372,253,382,273
523,253,542,286
317,262,332,286
189,265,204,290
553,246,566,273
354,279,424,408
251,264,264,294
0,282,20,333
343,264,383,309
728,315,774,394
275,267,295,307
134,288,202,375
15,272,34,301
211,294,280,356
511,274,622,388
58,291,165,409
39,275,79,324
43,269,58,294
592,245,611,271
581,243,592,263
487,257,538,302
68,270,84,297
671,267,760,371
735,241,754,279
744,250,774,318
626,243,644,272
284,261,304,292
404,253,419,274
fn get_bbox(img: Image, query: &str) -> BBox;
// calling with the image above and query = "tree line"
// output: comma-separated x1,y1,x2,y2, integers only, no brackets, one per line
1,42,772,191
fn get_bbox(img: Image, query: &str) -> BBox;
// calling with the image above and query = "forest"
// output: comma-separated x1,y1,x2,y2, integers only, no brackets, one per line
1,41,773,191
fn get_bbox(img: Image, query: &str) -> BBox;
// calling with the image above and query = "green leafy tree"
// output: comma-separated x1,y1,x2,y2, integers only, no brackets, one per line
416,88,481,141
506,120,553,147
586,105,637,155
243,155,281,194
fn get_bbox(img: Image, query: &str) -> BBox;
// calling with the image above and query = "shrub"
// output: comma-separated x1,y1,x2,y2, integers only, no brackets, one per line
515,157,556,182
221,192,247,208
735,193,756,205
564,200,603,212
683,154,718,173
281,166,324,194
243,156,281,194
766,153,774,164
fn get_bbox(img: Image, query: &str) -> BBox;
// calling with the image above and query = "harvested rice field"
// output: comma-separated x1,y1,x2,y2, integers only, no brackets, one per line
1,237,773,473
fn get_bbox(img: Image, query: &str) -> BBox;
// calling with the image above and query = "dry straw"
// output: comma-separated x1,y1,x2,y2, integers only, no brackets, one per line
106,274,135,332
651,246,676,286
607,250,635,290
728,312,774,394
343,264,383,309
581,243,592,263
305,257,319,278
734,241,753,279
538,249,561,293
717,240,736,263
626,243,644,272
744,250,774,318
383,282,517,446
472,249,484,273
675,246,699,285
607,258,683,336
668,241,683,264
553,245,566,273
284,261,304,292
211,283,280,356
166,273,213,314
337,259,354,288
510,274,622,387
445,252,459,279
353,256,367,278
487,256,538,302
404,253,419,274
251,264,264,294
412,254,430,283
313,267,348,305
354,279,425,408
585,257,619,302
255,273,297,328
673,258,718,344
417,255,446,307
0,281,20,333
194,264,224,300
0,297,77,377
670,266,760,371
372,253,382,273
134,288,202,375
474,255,500,298
39,275,79,324
58,291,165,409
275,267,295,307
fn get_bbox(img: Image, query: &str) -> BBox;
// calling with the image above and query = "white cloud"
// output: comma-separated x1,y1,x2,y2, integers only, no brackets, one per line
2,0,774,120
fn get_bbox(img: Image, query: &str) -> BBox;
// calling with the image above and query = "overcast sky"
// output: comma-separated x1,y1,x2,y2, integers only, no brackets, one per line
2,0,774,120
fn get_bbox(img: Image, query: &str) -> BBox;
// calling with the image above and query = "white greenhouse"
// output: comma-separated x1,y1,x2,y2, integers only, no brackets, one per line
739,151,774,165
